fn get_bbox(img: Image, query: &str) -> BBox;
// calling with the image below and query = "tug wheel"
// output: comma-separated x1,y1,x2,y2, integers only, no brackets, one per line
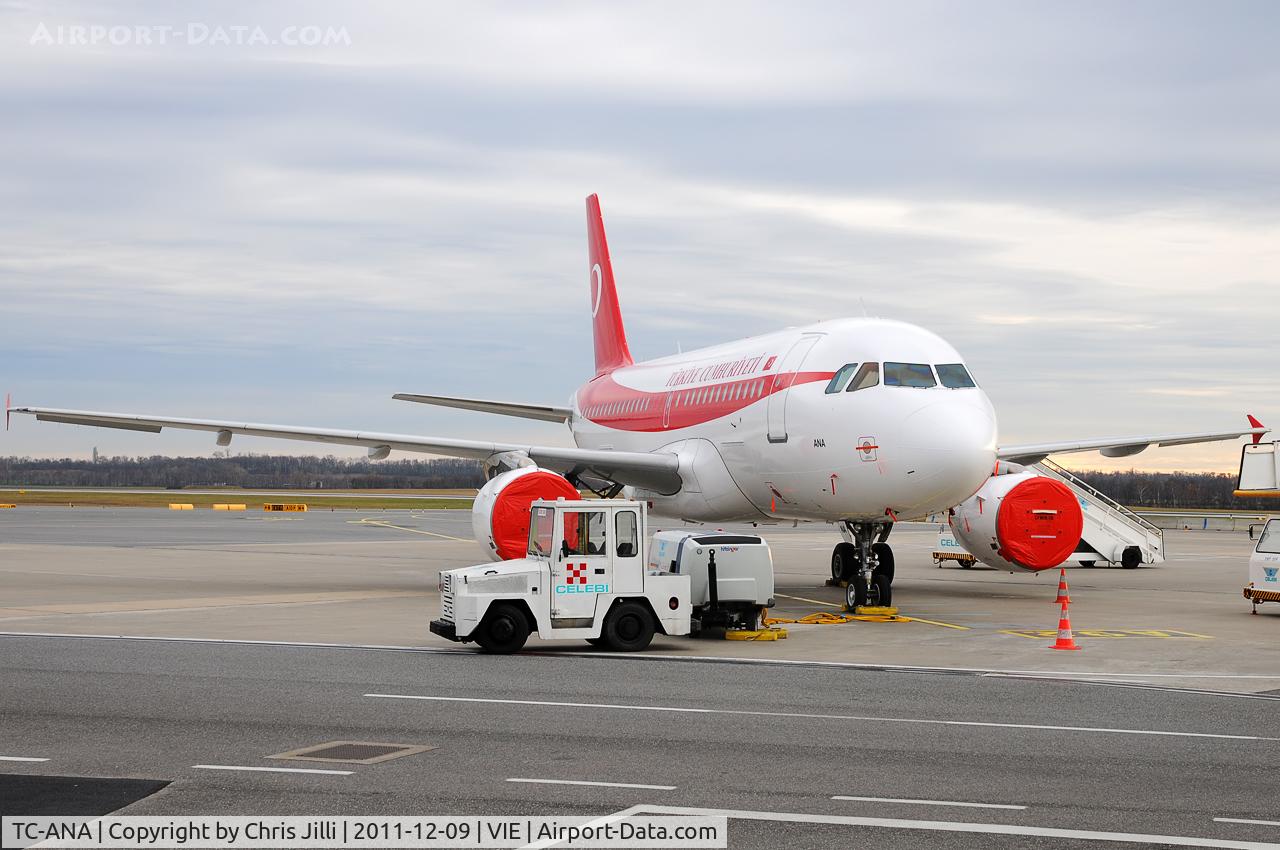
602,602,656,652
474,603,529,654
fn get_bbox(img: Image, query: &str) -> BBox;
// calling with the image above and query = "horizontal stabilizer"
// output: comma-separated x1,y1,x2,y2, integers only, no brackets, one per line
392,393,571,423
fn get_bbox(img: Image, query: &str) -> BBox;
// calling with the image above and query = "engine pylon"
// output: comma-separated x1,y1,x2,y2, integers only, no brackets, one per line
1054,567,1071,605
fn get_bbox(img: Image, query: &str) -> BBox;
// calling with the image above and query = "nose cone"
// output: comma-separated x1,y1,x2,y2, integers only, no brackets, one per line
898,394,999,512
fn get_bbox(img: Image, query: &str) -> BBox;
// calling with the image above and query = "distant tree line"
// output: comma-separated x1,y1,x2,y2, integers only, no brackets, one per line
0,455,486,490
1067,468,1280,511
2,455,1278,510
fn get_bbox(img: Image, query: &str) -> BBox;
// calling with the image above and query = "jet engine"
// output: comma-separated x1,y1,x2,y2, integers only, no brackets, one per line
949,470,1083,572
472,466,580,561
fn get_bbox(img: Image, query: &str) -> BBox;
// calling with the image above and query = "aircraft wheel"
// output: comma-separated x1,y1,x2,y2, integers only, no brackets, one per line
872,542,895,583
602,601,656,652
869,572,892,607
474,603,529,654
832,542,859,581
845,574,868,610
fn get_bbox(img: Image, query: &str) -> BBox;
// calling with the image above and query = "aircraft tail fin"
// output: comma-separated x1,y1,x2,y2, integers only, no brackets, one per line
586,194,634,376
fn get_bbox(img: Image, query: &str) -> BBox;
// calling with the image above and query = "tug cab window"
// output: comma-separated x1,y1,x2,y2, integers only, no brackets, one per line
528,507,554,557
936,363,976,388
884,362,936,388
1258,520,1280,555
615,510,638,557
561,510,608,557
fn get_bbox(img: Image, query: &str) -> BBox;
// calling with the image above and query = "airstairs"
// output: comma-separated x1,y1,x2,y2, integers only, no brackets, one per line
1032,459,1165,568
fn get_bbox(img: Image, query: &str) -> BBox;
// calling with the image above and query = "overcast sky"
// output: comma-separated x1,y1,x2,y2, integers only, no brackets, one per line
2,1,1277,471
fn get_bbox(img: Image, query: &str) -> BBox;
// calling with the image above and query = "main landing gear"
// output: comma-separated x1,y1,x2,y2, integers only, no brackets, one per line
831,520,894,610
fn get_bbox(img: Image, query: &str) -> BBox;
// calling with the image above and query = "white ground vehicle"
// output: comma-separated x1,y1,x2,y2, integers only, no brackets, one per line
430,499,692,653
1245,518,1280,613
649,530,775,630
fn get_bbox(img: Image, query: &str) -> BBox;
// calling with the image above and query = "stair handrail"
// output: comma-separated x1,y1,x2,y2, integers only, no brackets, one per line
1035,459,1164,538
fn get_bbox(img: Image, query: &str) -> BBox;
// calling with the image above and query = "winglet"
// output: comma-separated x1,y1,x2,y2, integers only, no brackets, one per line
1247,413,1265,444
4,393,10,432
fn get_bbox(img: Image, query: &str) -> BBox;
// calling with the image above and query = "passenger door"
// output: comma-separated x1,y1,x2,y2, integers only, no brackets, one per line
766,334,822,443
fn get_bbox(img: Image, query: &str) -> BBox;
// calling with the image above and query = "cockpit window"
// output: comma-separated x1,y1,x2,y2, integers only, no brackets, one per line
936,363,976,389
825,363,859,394
846,362,879,392
884,362,936,388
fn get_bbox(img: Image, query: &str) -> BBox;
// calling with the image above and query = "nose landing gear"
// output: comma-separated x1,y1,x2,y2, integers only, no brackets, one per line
831,520,894,610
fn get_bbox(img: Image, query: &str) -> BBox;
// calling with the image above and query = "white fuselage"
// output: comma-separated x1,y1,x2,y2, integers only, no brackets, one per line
568,317,999,524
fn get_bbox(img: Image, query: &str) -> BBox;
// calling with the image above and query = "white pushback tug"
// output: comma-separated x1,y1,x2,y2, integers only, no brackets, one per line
1239,440,1280,613
1247,519,1280,613
430,498,775,653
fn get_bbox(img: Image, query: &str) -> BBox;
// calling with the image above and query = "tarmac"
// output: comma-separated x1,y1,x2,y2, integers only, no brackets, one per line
2,507,1280,848
1,507,1277,692
3,635,1280,849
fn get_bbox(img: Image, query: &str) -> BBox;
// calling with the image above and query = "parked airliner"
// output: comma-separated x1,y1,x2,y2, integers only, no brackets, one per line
10,195,1266,608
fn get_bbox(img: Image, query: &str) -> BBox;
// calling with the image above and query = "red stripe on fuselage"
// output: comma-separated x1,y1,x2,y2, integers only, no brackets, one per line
577,371,836,432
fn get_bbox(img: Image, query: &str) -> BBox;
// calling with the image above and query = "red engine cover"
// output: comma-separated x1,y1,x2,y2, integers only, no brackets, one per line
490,470,579,560
995,477,1083,570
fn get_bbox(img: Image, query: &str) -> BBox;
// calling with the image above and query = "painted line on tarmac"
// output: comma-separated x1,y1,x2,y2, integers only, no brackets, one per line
0,594,429,624
632,804,1280,849
0,756,48,762
1002,628,1214,640
1048,678,1280,703
832,795,1025,810
193,764,352,776
772,594,970,629
5,632,1280,689
507,778,676,791
774,592,841,608
1217,818,1280,828
347,518,469,541
901,616,970,630
365,694,1280,743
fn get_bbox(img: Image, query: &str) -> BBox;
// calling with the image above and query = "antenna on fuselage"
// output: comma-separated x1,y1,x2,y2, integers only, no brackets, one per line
859,297,869,318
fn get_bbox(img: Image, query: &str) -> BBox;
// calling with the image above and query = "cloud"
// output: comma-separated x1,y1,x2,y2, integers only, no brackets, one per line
1,0,1277,472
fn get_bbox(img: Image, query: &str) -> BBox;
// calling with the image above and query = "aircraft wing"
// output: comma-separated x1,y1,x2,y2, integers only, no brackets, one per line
998,416,1267,465
392,393,571,423
8,406,682,494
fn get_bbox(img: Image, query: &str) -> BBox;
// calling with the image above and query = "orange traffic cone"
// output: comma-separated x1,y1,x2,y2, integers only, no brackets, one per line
1054,567,1071,605
1049,601,1081,651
